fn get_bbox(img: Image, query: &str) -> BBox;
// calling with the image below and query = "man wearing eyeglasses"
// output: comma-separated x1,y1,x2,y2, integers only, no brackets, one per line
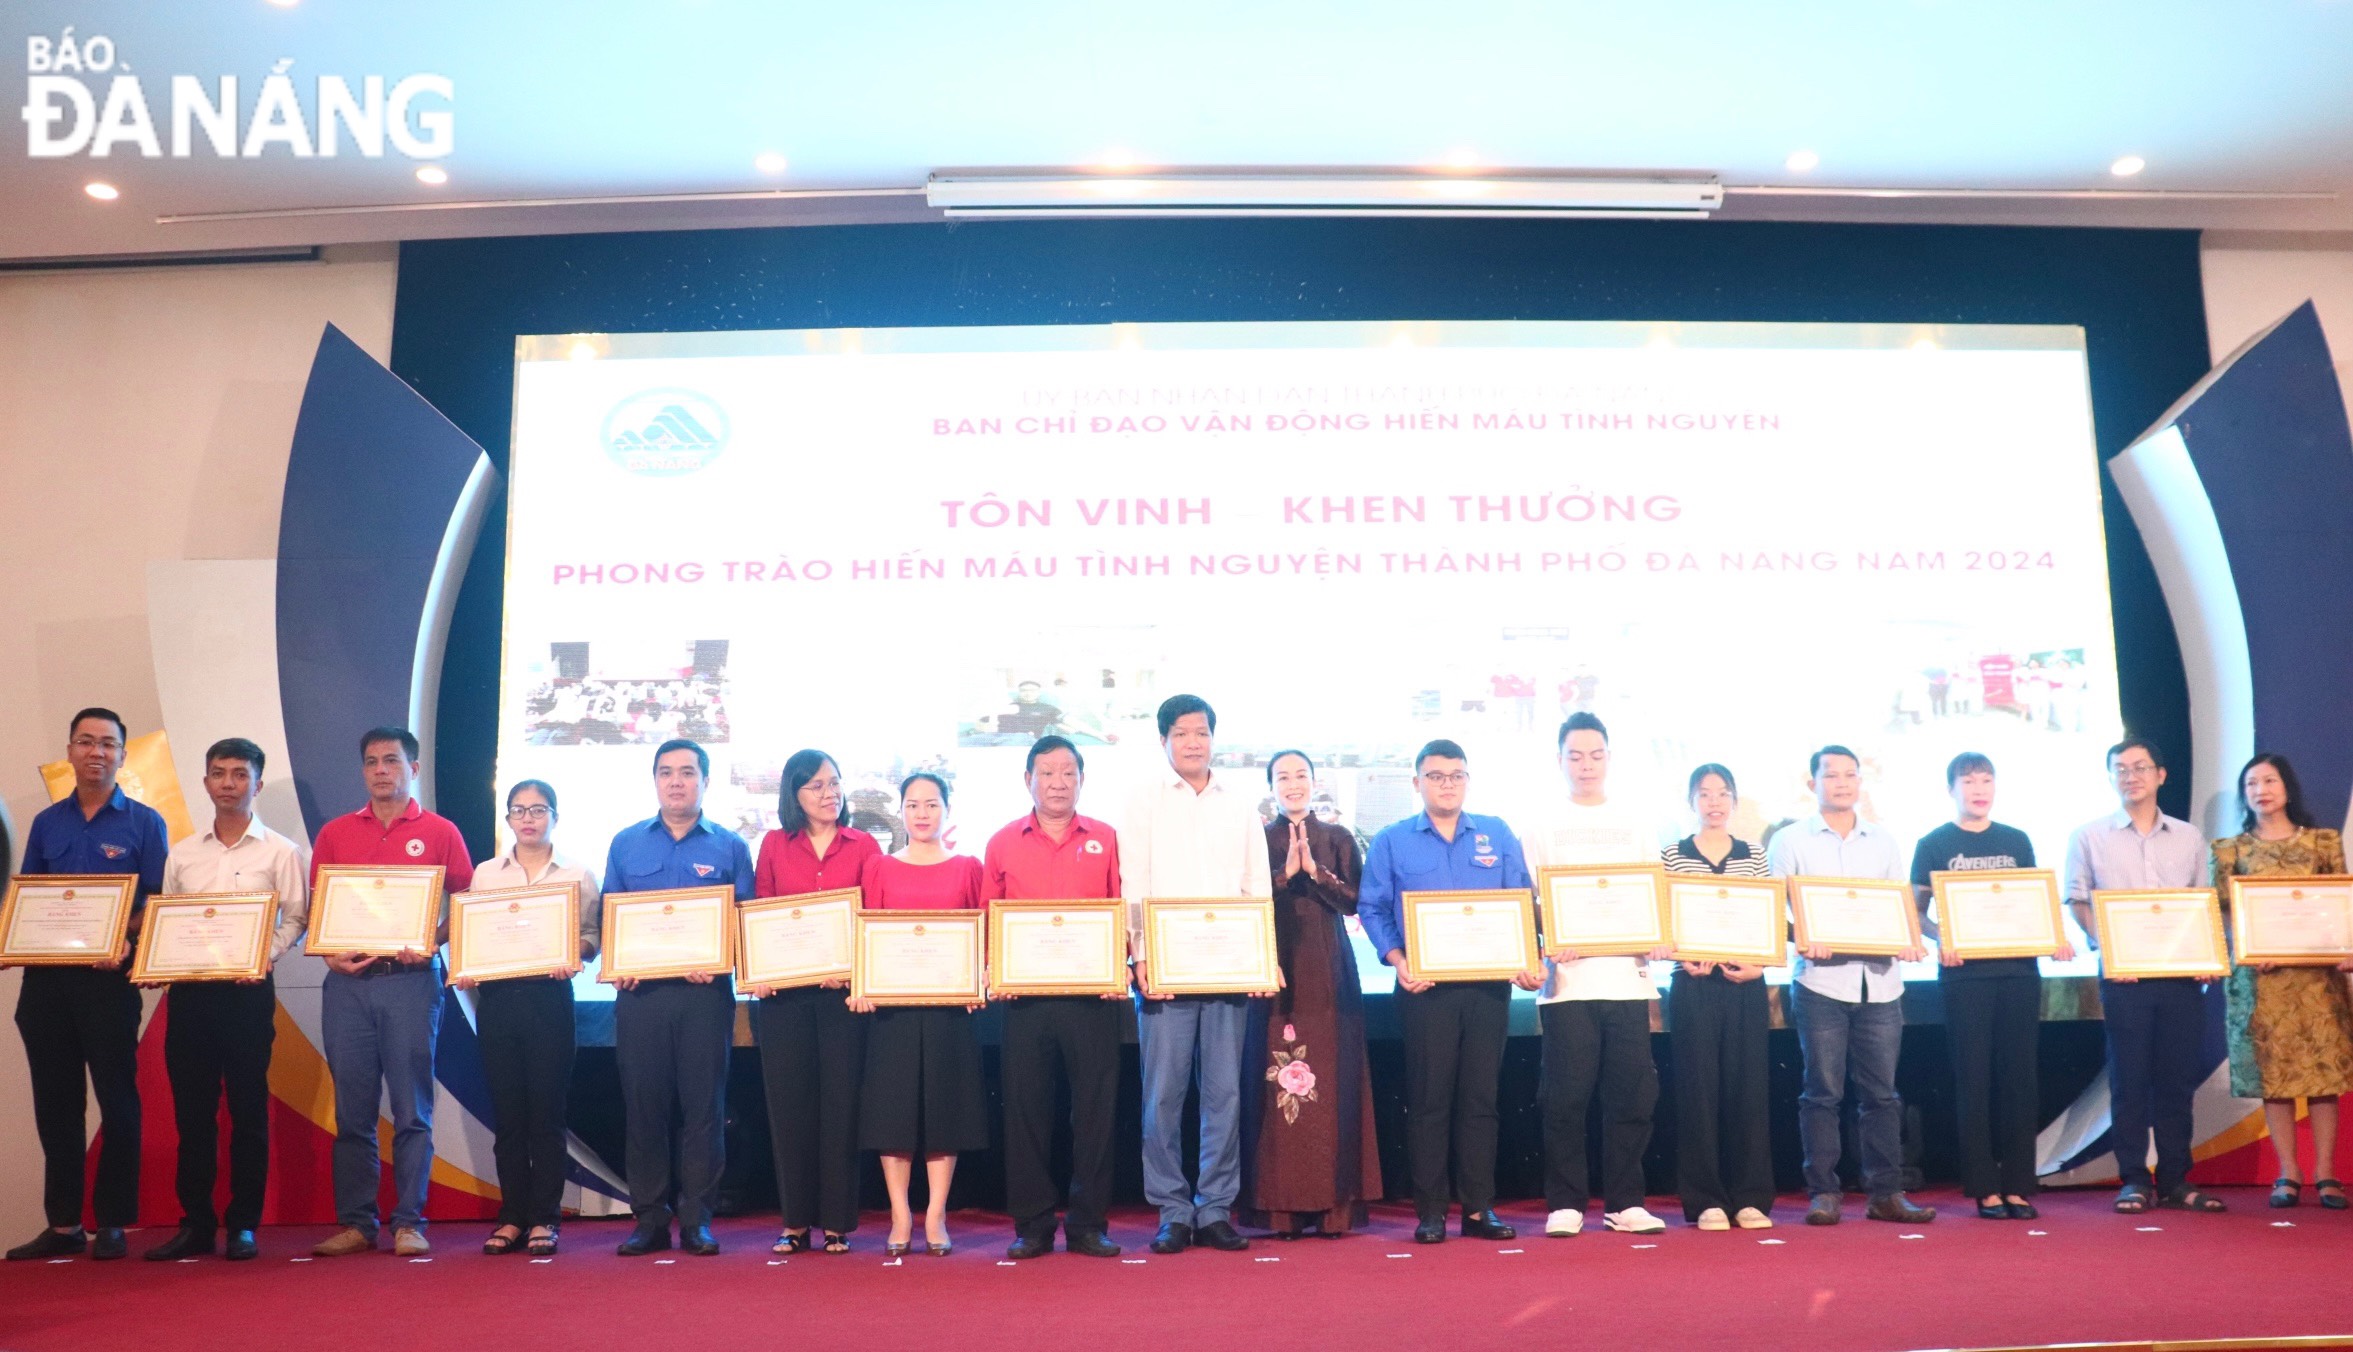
1357,739,1542,1244
2062,737,2224,1215
5,708,168,1262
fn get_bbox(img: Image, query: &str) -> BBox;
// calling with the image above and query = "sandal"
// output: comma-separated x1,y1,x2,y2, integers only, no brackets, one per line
2113,1184,2151,1213
772,1230,809,1255
822,1231,850,1255
2318,1179,2348,1211
2270,1177,2302,1208
483,1225,524,1256
526,1225,560,1256
2158,1187,2227,1213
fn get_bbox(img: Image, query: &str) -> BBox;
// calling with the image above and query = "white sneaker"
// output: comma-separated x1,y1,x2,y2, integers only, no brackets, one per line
1604,1206,1667,1234
1694,1207,1731,1231
1544,1208,1584,1237
1734,1207,1774,1230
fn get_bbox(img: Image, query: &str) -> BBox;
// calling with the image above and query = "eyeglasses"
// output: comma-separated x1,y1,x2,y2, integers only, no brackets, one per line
70,737,124,753
1420,771,1470,787
2111,763,2158,780
506,805,553,821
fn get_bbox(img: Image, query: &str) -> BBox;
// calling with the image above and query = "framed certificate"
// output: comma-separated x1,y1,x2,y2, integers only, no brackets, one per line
599,886,737,982
988,899,1127,997
1930,868,2066,960
852,909,986,1006
129,893,273,981
1401,889,1539,983
2226,876,2353,966
737,889,858,990
0,874,138,965
1666,875,1789,967
2092,889,2228,980
449,883,581,982
1788,876,1921,957
1140,898,1280,995
1537,864,1668,957
305,866,444,957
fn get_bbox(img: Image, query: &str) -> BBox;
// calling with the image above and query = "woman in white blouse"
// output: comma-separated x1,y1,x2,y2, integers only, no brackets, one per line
459,779,602,1257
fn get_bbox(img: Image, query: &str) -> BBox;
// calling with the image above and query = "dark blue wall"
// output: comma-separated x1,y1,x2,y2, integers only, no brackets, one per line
389,219,2208,855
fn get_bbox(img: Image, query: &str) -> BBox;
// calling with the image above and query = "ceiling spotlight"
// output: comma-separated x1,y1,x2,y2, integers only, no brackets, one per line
414,165,448,185
1096,147,1140,171
1441,147,1481,171
83,181,120,201
265,0,300,7
754,151,788,175
2110,155,2146,178
1784,149,1820,173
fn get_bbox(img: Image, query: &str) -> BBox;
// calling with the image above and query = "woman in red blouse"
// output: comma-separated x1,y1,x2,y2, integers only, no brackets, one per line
851,772,987,1256
750,749,879,1255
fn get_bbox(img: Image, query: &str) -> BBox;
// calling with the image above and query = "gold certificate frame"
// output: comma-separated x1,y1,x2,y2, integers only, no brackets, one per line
1788,876,1921,957
0,874,138,965
736,889,859,989
1930,868,2067,960
304,865,444,957
448,882,581,982
1401,889,1539,983
129,892,274,982
988,898,1128,997
852,909,987,1006
1666,875,1789,967
599,886,737,982
1537,864,1669,958
2226,875,2353,967
2092,889,2228,980
1140,897,1280,995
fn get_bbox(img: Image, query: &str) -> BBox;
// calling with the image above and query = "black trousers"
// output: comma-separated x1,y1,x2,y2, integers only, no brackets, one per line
1944,973,2041,1198
2103,977,2207,1193
1539,997,1659,1213
614,978,733,1230
476,978,576,1228
15,966,142,1228
1000,995,1123,1240
1667,972,1774,1219
1397,981,1509,1220
163,978,276,1234
754,984,866,1234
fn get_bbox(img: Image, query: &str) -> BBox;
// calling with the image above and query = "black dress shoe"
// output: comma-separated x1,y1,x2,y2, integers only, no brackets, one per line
1413,1217,1446,1244
7,1229,87,1262
1865,1193,1936,1224
1065,1230,1121,1258
1196,1220,1250,1252
1149,1221,1192,1254
1460,1210,1515,1241
1975,1201,2011,1220
1005,1234,1053,1260
90,1228,128,1261
2005,1201,2040,1221
616,1225,672,1257
225,1231,259,1261
143,1226,214,1261
680,1225,719,1256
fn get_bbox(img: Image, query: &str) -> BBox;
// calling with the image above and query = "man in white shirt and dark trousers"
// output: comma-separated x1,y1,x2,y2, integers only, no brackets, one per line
144,738,311,1262
1764,744,1936,1226
1125,695,1274,1255
1527,713,1669,1236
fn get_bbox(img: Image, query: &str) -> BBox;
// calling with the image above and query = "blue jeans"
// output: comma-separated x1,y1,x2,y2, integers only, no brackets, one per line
1137,994,1249,1227
322,966,443,1238
1791,982,1905,1199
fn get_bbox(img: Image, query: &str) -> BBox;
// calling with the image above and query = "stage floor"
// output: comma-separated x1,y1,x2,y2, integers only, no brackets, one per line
4,1188,2349,1351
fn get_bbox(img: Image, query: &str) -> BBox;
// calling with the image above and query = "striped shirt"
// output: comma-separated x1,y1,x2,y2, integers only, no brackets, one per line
1660,836,1771,876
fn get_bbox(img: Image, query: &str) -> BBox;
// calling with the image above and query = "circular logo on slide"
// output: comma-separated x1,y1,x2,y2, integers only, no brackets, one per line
601,389,730,477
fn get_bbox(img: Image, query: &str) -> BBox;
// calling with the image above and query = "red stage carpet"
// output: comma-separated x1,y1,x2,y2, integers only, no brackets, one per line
5,1189,2350,1351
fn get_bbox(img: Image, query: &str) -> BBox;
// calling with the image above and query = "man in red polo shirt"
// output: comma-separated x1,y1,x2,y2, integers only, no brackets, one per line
985,735,1129,1261
306,726,475,1259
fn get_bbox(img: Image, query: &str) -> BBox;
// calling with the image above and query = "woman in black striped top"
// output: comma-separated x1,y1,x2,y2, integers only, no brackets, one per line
1662,763,1776,1231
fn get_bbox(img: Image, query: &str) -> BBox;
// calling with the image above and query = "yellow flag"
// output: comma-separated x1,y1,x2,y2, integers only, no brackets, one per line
40,729,198,842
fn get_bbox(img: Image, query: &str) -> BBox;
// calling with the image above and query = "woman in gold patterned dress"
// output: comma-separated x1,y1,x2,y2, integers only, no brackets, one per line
2211,752,2353,1209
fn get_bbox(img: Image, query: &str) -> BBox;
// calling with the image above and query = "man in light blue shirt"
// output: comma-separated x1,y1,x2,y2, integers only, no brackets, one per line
1764,744,1933,1226
1359,738,1542,1244
601,738,756,1259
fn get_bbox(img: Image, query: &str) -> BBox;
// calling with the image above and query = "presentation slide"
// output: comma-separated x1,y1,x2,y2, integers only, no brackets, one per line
498,319,2122,997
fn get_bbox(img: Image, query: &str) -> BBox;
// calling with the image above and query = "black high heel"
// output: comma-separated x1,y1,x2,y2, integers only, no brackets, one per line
884,1240,911,1258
